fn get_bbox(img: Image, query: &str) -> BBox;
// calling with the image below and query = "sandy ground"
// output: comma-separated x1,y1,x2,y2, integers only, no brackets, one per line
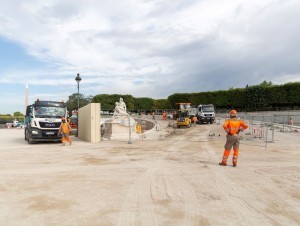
0,120,300,226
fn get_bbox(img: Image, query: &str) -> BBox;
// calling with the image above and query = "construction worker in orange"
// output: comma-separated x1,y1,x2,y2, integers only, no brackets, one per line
58,116,72,145
219,110,248,167
162,111,167,120
192,115,198,126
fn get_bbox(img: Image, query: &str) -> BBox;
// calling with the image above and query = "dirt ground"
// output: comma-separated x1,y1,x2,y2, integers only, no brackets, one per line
0,120,300,226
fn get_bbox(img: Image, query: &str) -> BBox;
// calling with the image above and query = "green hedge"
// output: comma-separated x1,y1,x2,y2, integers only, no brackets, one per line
90,82,300,112
167,82,300,111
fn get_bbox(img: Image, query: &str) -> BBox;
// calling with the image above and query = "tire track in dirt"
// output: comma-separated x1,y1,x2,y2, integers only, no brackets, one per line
117,160,160,226
117,129,201,226
166,128,207,225
200,126,277,225
152,128,208,226
231,165,300,224
170,172,202,226
206,126,300,225
149,167,203,226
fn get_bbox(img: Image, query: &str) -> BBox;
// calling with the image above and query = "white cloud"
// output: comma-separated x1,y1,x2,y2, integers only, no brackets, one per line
0,0,300,104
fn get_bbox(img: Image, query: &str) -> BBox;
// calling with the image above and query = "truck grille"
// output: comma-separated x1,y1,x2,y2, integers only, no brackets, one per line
39,122,61,128
204,114,213,117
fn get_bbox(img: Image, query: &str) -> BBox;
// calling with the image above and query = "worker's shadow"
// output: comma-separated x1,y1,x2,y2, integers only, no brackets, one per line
198,160,217,166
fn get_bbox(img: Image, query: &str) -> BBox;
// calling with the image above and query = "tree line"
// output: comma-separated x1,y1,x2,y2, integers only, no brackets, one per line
66,81,300,113
3,81,299,117
66,94,171,113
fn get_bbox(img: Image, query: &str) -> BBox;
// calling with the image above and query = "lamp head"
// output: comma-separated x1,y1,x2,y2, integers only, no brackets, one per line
75,73,82,84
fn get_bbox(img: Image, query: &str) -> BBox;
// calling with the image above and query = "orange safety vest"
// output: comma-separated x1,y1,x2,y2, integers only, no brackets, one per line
61,122,71,133
223,118,248,135
193,116,197,122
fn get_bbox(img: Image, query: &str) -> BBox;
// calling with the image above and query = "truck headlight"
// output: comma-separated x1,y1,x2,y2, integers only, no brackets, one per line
32,131,38,134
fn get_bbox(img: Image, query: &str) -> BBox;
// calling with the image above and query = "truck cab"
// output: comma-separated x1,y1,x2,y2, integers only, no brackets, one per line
24,100,67,144
197,104,215,124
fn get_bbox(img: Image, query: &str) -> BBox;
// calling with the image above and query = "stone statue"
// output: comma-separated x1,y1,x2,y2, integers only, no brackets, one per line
119,98,127,112
104,97,138,141
113,98,128,116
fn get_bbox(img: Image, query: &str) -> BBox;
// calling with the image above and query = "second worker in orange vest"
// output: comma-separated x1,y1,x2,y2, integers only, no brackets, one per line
219,110,248,167
58,116,72,145
192,115,198,126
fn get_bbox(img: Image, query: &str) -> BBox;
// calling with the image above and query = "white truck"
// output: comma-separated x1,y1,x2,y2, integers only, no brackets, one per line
197,104,215,124
187,104,215,124
5,120,19,128
24,100,67,144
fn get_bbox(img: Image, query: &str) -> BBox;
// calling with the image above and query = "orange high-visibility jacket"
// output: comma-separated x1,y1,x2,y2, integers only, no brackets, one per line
223,118,248,135
193,116,197,122
61,122,71,133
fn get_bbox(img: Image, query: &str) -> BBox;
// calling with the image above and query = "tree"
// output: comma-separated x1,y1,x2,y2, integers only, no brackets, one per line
154,99,172,110
92,94,136,111
134,97,154,111
13,112,23,116
66,93,93,112
259,80,273,87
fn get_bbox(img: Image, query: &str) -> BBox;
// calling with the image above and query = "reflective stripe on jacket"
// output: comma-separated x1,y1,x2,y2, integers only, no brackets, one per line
223,118,248,135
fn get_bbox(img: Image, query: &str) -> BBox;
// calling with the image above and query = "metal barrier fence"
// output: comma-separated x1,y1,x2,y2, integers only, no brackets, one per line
241,115,275,143
218,112,300,128
238,113,300,133
217,112,300,150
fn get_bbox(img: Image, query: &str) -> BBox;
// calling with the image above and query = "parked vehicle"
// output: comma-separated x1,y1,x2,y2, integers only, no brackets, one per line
5,120,19,128
69,117,77,129
24,100,67,144
197,104,215,124
176,111,191,128
184,103,215,124
16,122,25,129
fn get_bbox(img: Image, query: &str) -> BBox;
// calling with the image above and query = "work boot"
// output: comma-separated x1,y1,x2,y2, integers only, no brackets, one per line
219,162,227,166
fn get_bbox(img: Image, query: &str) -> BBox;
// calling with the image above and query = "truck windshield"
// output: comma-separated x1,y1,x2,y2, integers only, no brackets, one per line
202,106,214,112
34,106,66,118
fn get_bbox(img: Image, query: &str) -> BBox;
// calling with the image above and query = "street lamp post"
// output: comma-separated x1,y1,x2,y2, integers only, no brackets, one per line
128,114,132,144
75,73,82,137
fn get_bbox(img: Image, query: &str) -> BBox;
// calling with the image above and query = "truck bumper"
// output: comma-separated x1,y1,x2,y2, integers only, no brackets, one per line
198,117,215,123
27,128,62,142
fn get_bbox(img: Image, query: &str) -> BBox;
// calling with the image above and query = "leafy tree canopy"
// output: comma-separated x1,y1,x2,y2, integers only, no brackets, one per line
66,93,93,111
258,80,273,87
13,111,23,116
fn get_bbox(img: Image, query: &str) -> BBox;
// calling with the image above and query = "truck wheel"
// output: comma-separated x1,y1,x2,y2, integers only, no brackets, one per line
28,137,33,144
26,131,33,144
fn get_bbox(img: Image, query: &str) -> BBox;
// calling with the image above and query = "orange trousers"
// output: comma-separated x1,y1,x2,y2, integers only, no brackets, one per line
221,149,239,165
62,133,72,143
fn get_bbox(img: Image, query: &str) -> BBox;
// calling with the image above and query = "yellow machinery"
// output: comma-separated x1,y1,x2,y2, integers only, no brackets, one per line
176,111,191,128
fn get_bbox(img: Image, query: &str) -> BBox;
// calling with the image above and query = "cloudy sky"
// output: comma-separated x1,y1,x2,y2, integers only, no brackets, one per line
0,0,300,114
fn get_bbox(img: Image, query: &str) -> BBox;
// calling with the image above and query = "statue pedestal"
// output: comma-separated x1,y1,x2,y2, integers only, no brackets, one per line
110,123,139,140
104,116,139,141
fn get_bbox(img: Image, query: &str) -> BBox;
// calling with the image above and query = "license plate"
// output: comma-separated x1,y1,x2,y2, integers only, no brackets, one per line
46,131,54,135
